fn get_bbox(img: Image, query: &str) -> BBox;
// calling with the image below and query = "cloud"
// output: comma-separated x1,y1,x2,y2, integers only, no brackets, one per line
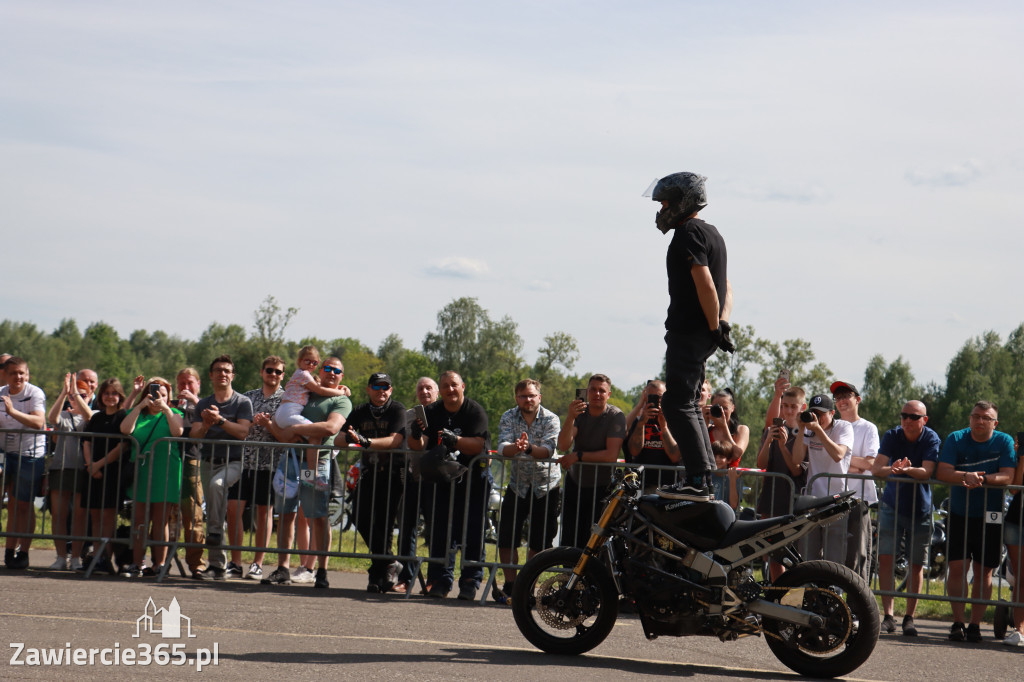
732,183,829,204
526,279,552,291
424,257,489,279
905,160,984,187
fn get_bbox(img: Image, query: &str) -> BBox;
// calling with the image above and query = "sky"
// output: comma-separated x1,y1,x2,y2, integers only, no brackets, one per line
2,1,1023,393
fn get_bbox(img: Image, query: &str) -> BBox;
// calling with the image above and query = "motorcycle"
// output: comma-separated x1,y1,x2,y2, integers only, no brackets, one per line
511,469,879,679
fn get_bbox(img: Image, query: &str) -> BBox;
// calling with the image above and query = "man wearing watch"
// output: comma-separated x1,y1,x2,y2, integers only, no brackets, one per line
936,400,1016,643
556,373,626,549
190,354,253,580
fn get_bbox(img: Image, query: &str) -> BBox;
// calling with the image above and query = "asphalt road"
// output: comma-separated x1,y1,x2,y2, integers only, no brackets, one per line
1,560,1021,680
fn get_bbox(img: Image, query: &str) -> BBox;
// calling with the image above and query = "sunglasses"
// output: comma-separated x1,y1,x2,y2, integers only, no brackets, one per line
263,368,284,375
900,413,924,421
322,366,343,375
370,384,391,391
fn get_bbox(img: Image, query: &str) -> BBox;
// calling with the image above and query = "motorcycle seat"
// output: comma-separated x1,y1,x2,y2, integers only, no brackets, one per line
718,515,795,547
792,490,855,514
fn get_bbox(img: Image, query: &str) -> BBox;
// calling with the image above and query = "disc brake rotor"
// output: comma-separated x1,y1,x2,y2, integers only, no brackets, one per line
536,574,589,630
767,586,852,654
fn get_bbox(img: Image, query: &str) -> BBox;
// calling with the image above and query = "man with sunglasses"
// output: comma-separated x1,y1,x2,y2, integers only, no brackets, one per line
343,373,409,593
232,355,286,580
190,355,254,580
937,400,1016,642
830,380,879,584
871,400,941,637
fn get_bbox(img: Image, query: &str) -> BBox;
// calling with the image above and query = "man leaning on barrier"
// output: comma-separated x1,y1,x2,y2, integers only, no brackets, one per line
556,373,626,549
343,372,408,594
494,378,561,604
407,370,491,601
189,355,254,580
870,400,941,637
936,400,1016,643
175,367,207,577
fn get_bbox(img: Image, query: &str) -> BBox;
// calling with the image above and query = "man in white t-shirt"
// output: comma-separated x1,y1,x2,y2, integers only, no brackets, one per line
793,393,854,563
832,380,879,582
1,356,48,569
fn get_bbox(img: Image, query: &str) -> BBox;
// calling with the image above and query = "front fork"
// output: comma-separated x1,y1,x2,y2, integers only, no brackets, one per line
565,475,634,589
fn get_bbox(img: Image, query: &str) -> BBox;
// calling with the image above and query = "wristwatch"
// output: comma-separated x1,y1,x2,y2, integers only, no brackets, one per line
217,417,226,426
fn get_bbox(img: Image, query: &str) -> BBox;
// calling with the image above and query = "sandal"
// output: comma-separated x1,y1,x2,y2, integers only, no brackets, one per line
389,581,409,594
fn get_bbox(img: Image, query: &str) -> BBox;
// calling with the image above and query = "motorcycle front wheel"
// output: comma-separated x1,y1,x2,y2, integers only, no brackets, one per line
511,546,619,656
763,560,880,679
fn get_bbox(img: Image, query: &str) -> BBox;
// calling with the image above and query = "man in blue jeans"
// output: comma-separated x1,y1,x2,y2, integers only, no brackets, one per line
644,172,734,501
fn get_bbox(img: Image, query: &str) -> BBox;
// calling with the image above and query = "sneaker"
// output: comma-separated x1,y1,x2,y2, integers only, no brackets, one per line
124,563,143,579
141,564,163,577
881,614,896,633
194,567,225,581
291,567,316,584
49,555,70,570
246,562,263,580
225,562,243,579
367,582,382,593
427,584,449,599
457,583,478,601
94,558,117,576
261,566,292,585
965,623,982,643
1002,630,1024,647
949,621,966,642
4,548,15,568
314,568,329,589
10,550,30,570
492,581,513,605
902,615,918,637
68,557,82,571
657,481,711,502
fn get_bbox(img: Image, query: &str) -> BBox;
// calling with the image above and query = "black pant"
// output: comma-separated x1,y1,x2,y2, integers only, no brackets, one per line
397,472,432,584
561,477,603,549
426,470,490,592
662,329,717,479
354,463,404,587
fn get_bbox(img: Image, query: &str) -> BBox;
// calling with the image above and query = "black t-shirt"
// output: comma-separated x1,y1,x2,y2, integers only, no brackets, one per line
625,418,674,467
665,217,728,331
348,399,407,466
422,398,490,473
85,409,127,459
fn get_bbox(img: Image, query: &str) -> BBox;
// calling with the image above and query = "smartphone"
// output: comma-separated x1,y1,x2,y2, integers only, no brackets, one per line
778,368,790,383
575,388,587,402
148,384,161,399
772,418,784,427
412,404,428,428
648,394,661,408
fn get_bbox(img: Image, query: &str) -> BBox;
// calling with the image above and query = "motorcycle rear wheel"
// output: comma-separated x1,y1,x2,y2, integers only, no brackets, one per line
764,560,879,679
511,546,619,656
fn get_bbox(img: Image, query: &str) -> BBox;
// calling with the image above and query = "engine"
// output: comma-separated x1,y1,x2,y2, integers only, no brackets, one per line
623,549,710,638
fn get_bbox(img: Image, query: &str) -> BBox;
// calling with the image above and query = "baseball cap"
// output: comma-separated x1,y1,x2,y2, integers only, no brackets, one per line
368,372,393,387
830,381,859,396
808,394,835,412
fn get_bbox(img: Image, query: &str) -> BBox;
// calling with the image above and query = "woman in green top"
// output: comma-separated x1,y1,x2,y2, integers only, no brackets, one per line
120,377,183,577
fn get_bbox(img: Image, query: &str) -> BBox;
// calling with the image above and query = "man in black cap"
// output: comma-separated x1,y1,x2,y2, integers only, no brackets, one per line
343,372,409,593
645,172,734,501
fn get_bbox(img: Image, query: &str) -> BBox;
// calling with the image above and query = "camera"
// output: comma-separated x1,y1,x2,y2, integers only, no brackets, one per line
709,404,724,419
800,410,815,423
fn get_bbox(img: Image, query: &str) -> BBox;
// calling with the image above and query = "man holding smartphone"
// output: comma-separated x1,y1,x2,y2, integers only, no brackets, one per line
624,380,682,491
644,172,734,502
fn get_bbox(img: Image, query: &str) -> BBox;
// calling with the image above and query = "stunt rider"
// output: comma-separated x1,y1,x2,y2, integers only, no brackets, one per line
644,172,734,502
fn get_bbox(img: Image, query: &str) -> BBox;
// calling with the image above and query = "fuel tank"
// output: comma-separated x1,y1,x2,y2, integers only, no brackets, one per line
638,496,736,551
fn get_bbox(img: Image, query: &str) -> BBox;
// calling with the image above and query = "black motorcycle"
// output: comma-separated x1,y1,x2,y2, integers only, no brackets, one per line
512,469,879,679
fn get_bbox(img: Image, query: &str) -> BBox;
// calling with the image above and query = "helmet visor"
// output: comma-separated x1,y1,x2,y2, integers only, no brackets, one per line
642,178,660,198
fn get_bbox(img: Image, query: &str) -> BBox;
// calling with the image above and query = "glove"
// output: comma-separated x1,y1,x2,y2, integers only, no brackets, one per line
439,428,460,452
410,420,423,439
345,428,371,448
712,320,735,353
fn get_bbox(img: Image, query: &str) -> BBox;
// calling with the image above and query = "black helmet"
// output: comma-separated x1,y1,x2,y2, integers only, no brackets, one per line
644,172,707,233
413,445,468,484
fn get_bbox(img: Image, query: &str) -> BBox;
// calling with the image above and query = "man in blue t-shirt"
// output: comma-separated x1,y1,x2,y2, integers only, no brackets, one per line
936,400,1017,643
870,400,941,637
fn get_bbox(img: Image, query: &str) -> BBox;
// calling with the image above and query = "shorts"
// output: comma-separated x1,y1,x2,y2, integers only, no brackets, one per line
498,486,561,553
240,469,274,507
877,502,931,566
297,457,331,519
1004,521,1024,547
47,467,88,495
4,453,46,502
947,513,1003,568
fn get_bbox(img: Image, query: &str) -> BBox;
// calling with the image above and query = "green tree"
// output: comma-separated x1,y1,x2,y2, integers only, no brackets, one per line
422,297,524,377
79,322,130,385
533,331,580,384
859,354,920,428
251,295,298,360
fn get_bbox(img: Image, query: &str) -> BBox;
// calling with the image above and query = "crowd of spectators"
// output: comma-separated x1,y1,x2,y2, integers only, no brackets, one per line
1,352,1022,646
